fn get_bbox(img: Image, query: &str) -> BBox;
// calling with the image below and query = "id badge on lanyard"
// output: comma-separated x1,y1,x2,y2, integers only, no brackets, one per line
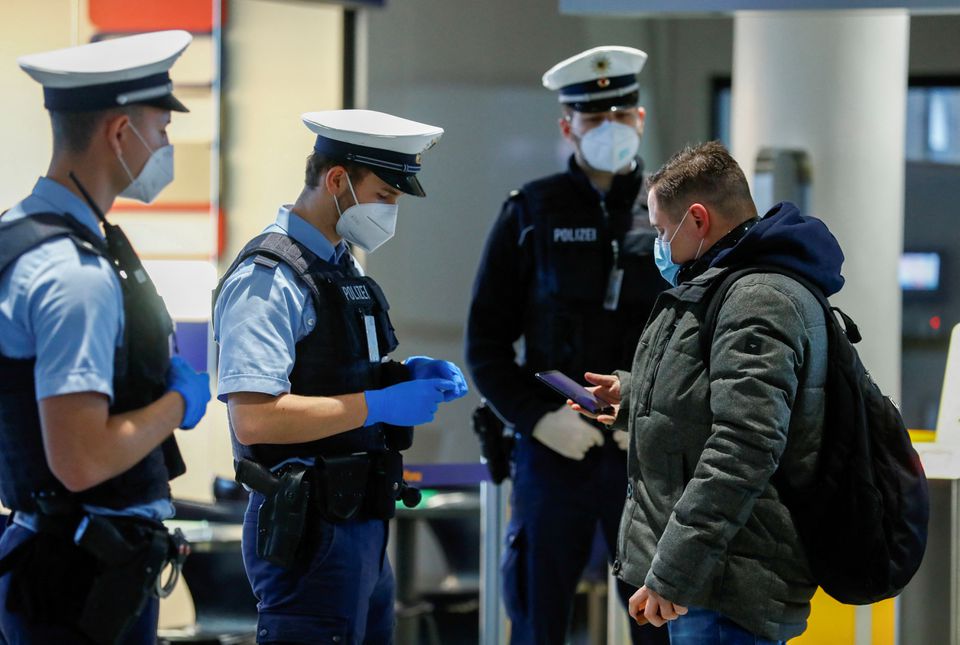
363,315,380,363
603,239,623,311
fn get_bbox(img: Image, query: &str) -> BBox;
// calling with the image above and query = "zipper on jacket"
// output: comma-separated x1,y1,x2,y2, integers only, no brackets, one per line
642,316,679,414
613,481,632,578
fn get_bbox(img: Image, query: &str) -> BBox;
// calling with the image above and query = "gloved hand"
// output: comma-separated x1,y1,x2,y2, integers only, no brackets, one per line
532,407,604,461
404,356,469,402
365,378,456,427
166,356,211,430
613,429,630,452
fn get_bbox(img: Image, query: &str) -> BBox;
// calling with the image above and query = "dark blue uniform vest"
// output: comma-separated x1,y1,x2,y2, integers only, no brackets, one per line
216,233,412,469
0,212,183,512
518,160,666,380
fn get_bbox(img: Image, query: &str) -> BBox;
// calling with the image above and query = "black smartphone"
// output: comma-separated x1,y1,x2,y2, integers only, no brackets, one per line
535,370,612,414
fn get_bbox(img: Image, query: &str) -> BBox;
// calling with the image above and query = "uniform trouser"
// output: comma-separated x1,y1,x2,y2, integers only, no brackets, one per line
503,435,670,645
242,491,395,644
0,524,159,645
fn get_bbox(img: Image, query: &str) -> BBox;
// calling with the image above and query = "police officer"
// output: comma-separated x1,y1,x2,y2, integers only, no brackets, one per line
465,46,669,644
0,31,211,644
213,109,468,644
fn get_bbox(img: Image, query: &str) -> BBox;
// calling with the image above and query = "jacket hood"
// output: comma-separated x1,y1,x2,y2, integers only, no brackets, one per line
712,201,845,296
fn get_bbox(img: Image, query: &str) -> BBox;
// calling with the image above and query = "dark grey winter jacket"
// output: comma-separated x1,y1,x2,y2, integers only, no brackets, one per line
614,264,829,641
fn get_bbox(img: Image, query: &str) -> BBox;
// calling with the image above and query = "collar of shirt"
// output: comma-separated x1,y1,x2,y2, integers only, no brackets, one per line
26,177,103,239
272,205,348,264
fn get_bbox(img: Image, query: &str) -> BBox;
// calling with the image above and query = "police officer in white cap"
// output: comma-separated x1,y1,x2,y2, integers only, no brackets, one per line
0,31,211,644
466,46,669,644
213,109,468,644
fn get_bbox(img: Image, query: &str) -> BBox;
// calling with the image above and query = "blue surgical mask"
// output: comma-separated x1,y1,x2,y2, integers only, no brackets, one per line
653,208,703,287
654,235,681,287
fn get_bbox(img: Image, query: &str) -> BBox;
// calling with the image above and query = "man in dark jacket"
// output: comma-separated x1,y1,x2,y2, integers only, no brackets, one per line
466,46,668,644
575,141,845,643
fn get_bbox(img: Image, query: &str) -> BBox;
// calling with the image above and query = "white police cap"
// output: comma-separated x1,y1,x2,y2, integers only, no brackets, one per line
303,109,444,198
542,46,648,113
18,30,192,113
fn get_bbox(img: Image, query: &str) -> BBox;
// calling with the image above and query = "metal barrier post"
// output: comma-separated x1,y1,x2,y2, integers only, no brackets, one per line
480,478,510,644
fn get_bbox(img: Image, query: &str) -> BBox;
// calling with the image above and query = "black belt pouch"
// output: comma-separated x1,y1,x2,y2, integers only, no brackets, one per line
315,455,370,522
366,451,404,521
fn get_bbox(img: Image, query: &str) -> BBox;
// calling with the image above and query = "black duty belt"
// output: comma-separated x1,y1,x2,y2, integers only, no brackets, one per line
0,504,188,645
235,452,421,569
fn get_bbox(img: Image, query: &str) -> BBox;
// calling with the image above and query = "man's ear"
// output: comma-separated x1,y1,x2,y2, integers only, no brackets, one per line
102,112,130,157
558,115,573,141
635,106,646,138
323,165,346,194
689,202,711,238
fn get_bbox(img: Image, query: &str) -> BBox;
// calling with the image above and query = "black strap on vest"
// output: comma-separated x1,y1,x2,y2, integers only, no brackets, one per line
214,232,335,312
0,212,108,277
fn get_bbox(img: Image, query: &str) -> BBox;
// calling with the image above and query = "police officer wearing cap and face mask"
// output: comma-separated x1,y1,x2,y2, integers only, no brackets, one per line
0,31,212,644
213,109,468,644
466,46,669,645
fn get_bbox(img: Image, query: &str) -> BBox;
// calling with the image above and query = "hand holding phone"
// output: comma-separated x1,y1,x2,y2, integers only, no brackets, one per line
535,370,613,415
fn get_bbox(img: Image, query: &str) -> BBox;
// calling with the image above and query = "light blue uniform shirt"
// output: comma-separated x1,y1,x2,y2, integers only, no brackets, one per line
214,205,352,402
213,206,353,473
0,177,174,527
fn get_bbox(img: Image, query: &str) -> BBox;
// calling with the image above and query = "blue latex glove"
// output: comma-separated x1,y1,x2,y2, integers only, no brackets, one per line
404,356,469,402
166,356,211,430
364,378,456,427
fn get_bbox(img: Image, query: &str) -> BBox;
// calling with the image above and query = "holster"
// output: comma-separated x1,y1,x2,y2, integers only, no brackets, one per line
74,516,176,645
473,401,514,484
0,511,183,645
236,460,312,569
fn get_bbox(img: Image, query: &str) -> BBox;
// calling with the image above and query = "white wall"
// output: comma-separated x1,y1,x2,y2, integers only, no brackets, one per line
0,0,77,208
221,0,344,259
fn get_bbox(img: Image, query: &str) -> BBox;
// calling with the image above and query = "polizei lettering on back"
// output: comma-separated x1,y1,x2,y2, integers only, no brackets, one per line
341,284,372,301
553,227,598,243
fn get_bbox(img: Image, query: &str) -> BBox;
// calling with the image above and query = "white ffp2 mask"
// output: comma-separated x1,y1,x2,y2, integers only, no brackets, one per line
578,120,639,173
117,123,174,204
333,173,398,253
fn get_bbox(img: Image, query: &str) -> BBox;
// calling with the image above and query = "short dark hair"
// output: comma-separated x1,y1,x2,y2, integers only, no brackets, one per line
648,141,757,223
49,106,142,154
304,153,370,189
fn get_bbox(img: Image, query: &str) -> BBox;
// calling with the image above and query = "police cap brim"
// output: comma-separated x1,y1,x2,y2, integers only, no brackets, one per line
372,169,426,198
140,92,189,113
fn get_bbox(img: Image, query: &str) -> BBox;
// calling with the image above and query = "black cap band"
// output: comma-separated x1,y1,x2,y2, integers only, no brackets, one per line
42,72,176,112
43,72,180,112
313,135,422,175
559,73,639,113
566,90,640,114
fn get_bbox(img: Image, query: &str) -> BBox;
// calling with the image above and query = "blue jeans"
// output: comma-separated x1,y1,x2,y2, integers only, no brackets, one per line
668,607,785,645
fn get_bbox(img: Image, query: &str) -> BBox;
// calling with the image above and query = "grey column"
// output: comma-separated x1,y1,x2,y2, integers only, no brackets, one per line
731,10,909,400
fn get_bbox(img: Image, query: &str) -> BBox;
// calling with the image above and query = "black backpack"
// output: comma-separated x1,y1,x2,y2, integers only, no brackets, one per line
699,266,930,605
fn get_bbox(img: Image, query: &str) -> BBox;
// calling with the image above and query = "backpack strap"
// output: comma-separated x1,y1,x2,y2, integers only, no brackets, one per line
0,212,107,278
698,265,859,369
